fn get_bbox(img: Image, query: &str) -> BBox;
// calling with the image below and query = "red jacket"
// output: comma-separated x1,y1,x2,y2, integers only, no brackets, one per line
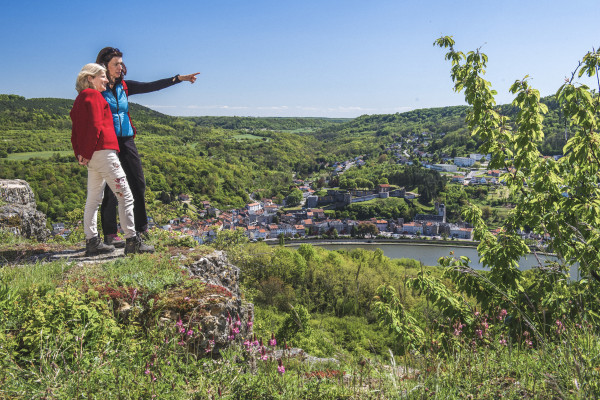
70,88,119,160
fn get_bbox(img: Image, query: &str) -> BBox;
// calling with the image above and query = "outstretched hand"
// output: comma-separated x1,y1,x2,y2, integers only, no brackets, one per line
179,72,201,83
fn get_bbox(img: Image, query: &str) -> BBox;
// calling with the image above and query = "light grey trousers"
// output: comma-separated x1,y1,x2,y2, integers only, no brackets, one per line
84,150,135,240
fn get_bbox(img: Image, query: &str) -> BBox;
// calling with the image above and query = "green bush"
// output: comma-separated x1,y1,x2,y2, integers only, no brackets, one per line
17,287,120,362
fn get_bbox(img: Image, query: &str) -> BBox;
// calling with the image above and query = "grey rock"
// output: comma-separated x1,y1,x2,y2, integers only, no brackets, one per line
186,250,242,301
164,251,254,355
0,179,50,242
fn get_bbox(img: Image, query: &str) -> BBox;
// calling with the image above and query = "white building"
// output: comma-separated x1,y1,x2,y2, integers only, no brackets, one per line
454,157,475,167
433,164,458,172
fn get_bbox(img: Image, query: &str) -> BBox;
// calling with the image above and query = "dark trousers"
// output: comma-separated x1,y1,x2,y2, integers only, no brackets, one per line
101,136,148,234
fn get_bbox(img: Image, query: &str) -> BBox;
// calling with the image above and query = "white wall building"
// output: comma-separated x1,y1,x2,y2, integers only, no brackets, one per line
454,157,475,167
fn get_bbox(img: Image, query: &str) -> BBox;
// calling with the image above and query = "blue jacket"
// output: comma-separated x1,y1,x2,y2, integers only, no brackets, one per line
101,82,135,138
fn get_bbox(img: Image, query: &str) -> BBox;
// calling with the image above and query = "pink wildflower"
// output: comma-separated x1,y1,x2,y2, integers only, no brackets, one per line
497,309,507,321
475,329,483,339
277,358,285,375
556,320,566,335
176,319,183,328
269,333,277,347
453,321,465,336
187,329,194,337
236,314,242,327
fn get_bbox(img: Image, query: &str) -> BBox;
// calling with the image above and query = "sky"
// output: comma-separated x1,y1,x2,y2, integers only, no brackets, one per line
1,0,599,118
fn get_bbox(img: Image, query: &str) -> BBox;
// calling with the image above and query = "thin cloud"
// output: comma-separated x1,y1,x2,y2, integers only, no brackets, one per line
143,104,177,109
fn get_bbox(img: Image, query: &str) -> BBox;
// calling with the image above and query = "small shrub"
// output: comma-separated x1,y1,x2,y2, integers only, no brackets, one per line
17,287,120,362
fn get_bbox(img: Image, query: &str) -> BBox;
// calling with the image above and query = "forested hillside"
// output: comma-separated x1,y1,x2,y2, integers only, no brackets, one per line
185,116,350,131
317,97,569,157
0,92,569,223
0,95,343,220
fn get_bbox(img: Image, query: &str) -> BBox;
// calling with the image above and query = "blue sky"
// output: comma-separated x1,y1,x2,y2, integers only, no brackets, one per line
1,0,599,117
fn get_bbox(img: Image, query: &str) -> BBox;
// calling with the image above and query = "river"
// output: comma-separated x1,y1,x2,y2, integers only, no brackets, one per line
287,241,578,280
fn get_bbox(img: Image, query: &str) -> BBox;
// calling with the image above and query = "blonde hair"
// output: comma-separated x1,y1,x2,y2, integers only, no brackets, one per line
75,63,107,93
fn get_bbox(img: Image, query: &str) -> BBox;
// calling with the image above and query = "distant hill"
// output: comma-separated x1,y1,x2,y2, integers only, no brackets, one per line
0,94,173,129
185,116,350,131
314,96,568,156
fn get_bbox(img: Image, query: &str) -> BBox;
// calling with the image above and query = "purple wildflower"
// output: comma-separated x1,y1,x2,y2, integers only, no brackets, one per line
497,309,507,321
556,320,566,335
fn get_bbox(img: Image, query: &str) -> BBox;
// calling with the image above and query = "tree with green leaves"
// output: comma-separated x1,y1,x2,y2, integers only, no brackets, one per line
286,188,303,207
433,37,600,330
375,36,600,355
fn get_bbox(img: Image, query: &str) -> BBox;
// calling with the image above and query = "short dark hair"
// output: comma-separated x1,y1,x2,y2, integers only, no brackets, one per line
95,47,127,79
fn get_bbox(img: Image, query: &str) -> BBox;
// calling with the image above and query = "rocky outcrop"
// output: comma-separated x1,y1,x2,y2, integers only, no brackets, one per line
0,179,50,242
159,251,254,355
187,250,243,300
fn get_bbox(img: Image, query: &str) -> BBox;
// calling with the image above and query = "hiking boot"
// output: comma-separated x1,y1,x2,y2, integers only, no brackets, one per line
125,233,155,255
104,233,125,248
86,236,115,256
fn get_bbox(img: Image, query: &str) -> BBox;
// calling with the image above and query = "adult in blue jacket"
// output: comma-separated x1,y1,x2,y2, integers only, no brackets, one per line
95,47,200,248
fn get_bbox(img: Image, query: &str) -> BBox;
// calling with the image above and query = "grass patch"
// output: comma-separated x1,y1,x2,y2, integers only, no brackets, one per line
232,133,269,141
0,259,72,296
65,253,185,298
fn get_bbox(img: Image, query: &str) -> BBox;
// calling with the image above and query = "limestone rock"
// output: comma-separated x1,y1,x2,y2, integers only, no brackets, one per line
186,250,242,300
161,251,254,355
0,179,50,242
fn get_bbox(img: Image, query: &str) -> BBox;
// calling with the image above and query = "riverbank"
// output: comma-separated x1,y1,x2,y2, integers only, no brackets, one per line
268,236,480,248
266,237,553,256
